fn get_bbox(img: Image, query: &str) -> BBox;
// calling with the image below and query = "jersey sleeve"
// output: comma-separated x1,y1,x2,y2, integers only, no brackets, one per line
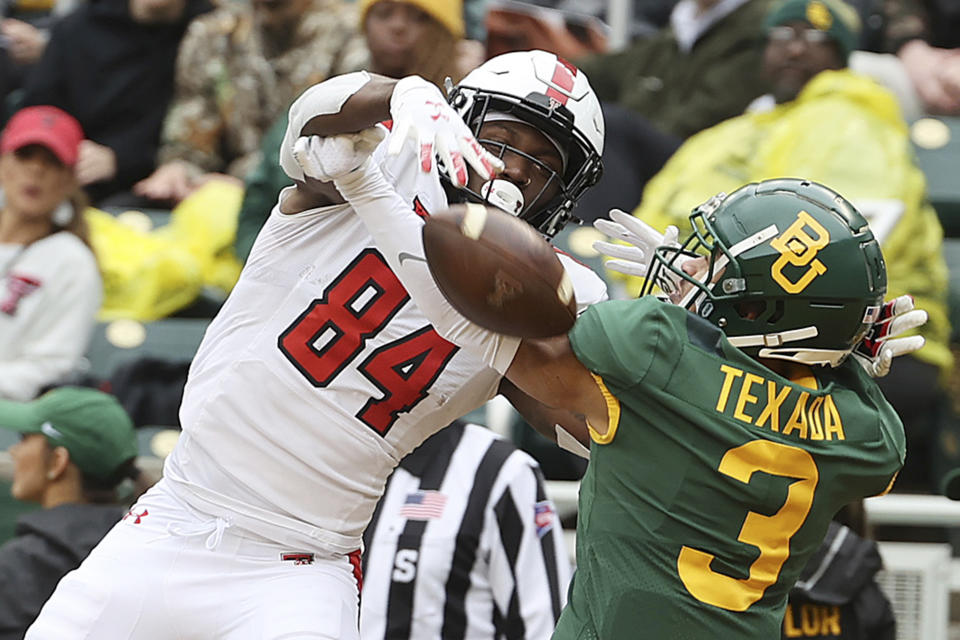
556,253,608,314
568,297,678,389
847,363,908,495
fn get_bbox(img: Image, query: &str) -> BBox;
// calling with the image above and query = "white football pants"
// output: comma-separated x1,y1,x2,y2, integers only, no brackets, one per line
26,481,362,639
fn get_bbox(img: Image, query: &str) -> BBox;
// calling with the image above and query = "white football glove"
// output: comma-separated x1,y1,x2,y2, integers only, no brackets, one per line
593,209,689,296
291,126,387,183
852,294,928,377
387,76,502,187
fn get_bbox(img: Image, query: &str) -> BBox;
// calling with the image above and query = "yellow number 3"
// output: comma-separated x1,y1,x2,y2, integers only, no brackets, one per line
677,440,819,611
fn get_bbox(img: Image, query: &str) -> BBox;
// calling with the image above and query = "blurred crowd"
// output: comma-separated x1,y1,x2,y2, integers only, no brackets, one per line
0,0,959,636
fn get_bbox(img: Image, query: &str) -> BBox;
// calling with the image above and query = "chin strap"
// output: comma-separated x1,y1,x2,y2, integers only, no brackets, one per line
756,347,852,368
726,326,850,367
725,326,819,349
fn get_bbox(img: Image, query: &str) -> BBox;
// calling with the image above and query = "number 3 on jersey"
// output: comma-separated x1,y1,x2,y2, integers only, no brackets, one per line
278,249,458,436
677,440,819,611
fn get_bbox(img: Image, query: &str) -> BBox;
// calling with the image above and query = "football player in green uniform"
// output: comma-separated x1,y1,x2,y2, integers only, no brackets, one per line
542,179,909,638
296,121,921,638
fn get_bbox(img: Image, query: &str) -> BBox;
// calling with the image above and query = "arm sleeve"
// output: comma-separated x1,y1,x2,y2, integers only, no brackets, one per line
334,163,521,374
486,455,570,639
279,71,372,182
0,249,102,400
568,298,669,389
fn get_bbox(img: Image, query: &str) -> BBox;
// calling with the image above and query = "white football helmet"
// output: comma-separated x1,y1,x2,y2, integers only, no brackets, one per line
446,49,605,237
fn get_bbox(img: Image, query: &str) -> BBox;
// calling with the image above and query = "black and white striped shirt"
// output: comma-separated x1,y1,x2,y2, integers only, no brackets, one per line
360,421,571,640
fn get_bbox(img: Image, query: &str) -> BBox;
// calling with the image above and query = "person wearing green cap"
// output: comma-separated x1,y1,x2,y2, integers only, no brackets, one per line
0,386,139,638
761,0,860,103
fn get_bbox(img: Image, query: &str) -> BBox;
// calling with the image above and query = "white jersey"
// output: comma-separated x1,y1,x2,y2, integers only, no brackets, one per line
165,138,607,555
0,232,101,401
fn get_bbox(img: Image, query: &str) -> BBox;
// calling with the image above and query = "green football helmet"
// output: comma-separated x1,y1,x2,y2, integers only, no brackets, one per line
643,178,887,366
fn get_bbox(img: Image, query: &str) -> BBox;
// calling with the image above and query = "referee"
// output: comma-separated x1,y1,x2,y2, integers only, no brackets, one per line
360,420,571,640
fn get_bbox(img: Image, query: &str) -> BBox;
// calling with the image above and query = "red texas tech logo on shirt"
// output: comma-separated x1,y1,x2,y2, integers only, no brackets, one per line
1,273,42,315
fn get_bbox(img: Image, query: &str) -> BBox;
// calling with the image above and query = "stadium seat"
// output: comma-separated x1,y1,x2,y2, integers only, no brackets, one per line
99,206,173,231
136,426,181,460
83,317,211,380
912,116,960,237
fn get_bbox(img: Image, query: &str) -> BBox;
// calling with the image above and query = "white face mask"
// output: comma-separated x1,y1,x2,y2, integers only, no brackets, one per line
474,111,568,173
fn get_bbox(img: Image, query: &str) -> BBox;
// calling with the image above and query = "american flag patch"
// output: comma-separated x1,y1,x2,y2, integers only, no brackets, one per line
863,305,881,324
534,500,556,538
400,490,447,520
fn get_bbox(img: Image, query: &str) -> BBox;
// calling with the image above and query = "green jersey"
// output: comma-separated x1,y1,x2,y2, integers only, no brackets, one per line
557,297,905,640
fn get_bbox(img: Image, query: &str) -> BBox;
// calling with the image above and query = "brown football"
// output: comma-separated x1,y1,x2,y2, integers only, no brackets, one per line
422,203,576,338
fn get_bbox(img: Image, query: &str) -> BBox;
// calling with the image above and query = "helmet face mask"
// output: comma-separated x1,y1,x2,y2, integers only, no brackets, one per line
643,179,888,367
474,133,564,222
443,50,604,237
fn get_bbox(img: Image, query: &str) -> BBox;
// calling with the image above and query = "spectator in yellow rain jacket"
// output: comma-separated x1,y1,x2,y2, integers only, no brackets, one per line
623,0,955,498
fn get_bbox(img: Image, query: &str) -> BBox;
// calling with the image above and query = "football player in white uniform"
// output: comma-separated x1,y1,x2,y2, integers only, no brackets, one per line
27,50,606,640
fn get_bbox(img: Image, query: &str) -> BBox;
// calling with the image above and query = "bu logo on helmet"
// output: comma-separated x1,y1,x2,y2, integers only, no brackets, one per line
769,211,830,294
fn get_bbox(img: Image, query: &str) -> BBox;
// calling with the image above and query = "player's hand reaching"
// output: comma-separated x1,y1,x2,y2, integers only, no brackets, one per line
387,76,503,187
593,209,679,277
852,295,928,377
593,209,690,296
292,126,387,183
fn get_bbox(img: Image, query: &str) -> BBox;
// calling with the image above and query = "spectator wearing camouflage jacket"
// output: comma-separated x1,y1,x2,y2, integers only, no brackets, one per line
133,0,369,205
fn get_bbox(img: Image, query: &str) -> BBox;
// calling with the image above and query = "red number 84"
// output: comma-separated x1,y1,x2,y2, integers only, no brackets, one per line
278,249,458,436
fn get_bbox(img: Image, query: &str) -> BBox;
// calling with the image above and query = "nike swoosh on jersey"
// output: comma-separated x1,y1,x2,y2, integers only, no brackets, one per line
398,252,427,265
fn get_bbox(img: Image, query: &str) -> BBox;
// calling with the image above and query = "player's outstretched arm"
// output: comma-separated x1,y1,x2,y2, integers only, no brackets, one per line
504,336,610,442
283,73,501,211
278,72,396,209
329,154,611,438
287,72,397,145
331,148,521,371
498,377,592,448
